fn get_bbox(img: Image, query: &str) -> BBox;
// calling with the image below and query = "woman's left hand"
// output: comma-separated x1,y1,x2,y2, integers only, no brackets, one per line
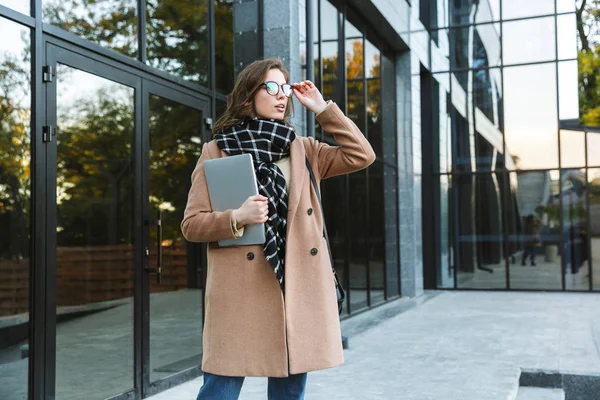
292,80,328,115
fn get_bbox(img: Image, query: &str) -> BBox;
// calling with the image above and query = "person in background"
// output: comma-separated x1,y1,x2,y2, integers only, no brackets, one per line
522,214,542,266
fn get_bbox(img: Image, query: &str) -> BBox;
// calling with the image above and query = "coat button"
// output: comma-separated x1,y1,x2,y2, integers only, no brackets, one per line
310,248,318,256
307,208,313,215
247,252,255,261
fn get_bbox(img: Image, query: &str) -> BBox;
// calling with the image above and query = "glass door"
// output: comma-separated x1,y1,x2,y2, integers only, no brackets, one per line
45,43,141,400
141,82,208,397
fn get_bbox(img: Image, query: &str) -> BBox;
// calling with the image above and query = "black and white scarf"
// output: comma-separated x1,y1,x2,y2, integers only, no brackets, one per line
214,117,296,290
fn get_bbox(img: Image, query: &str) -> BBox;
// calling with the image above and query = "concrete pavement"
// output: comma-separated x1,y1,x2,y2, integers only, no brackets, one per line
147,291,600,400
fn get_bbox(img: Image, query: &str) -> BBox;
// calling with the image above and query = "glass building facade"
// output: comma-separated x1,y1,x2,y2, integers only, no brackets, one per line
422,0,600,292
0,0,596,399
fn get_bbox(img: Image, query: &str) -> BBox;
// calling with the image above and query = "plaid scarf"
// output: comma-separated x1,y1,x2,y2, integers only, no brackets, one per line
214,118,296,290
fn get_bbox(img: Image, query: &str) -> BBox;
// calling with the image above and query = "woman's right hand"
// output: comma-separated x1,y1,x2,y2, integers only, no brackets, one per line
232,195,269,227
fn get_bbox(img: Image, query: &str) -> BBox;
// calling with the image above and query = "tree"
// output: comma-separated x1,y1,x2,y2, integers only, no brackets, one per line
577,0,600,125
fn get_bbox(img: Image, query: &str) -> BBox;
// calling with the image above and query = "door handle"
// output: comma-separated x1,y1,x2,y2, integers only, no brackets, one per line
145,210,163,284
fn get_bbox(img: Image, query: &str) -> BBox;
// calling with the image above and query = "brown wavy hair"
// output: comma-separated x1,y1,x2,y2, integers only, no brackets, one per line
212,58,294,134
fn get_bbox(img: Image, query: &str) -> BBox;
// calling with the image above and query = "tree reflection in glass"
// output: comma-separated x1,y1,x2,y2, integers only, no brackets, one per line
147,0,210,84
577,0,600,126
0,19,31,400
54,66,135,399
43,0,138,58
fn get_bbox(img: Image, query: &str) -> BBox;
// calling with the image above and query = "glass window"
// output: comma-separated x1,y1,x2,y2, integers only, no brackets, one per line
321,175,348,314
588,132,600,166
560,168,590,291
502,0,555,20
435,74,451,173
0,19,30,400
148,95,203,382
558,0,576,13
348,170,368,311
215,0,234,93
345,22,363,80
456,173,506,289
504,63,559,170
384,164,400,297
0,0,29,15
560,130,586,168
321,0,339,41
559,60,579,121
43,0,137,58
503,17,556,65
437,174,454,288
507,170,563,290
54,65,135,399
578,1,600,127
369,162,385,305
473,24,501,68
558,13,578,60
146,0,209,84
588,168,600,291
366,40,381,157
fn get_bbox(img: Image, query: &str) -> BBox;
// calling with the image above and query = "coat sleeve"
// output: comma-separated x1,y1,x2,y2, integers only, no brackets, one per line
309,102,376,180
181,143,238,243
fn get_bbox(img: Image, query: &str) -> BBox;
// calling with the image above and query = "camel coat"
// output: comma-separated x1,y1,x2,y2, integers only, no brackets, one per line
181,102,375,377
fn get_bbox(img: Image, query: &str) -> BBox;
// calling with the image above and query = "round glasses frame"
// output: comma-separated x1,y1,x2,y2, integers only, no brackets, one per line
262,81,293,97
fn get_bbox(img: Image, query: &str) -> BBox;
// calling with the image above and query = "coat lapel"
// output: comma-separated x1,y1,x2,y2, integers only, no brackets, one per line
286,138,306,234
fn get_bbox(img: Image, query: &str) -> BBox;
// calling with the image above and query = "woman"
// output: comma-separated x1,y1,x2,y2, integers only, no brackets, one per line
181,58,375,399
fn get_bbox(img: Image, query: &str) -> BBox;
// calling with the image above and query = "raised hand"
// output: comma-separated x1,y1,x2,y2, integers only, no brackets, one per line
292,80,328,115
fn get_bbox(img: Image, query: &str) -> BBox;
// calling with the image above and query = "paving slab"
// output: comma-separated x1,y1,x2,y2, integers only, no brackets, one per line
147,291,600,400
516,388,565,400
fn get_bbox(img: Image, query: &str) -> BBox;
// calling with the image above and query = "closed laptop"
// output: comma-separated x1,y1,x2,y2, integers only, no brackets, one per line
203,153,266,247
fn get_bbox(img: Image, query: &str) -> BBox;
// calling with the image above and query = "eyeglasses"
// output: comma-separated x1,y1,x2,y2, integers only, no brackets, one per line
262,81,293,97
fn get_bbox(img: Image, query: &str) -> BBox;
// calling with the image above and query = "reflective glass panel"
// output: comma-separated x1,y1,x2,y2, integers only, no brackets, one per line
558,0,576,13
322,45,338,83
147,0,209,84
437,175,454,288
456,173,506,289
559,60,579,121
321,175,348,314
348,169,368,311
578,1,600,126
149,95,204,382
369,162,385,305
0,19,30,400
55,66,135,399
504,63,559,170
0,0,29,14
588,132,600,166
558,13,578,60
560,130,586,168
365,40,380,79
503,17,556,65
384,164,400,297
215,0,234,93
43,0,137,58
321,0,338,41
367,76,382,157
346,23,363,80
508,170,563,290
434,73,451,173
589,168,600,290
502,0,554,20
561,169,590,290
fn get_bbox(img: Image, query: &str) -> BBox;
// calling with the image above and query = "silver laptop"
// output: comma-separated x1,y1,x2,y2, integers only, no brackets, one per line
203,153,266,247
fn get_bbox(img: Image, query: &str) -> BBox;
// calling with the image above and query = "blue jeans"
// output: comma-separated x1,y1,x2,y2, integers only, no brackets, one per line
196,371,308,400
